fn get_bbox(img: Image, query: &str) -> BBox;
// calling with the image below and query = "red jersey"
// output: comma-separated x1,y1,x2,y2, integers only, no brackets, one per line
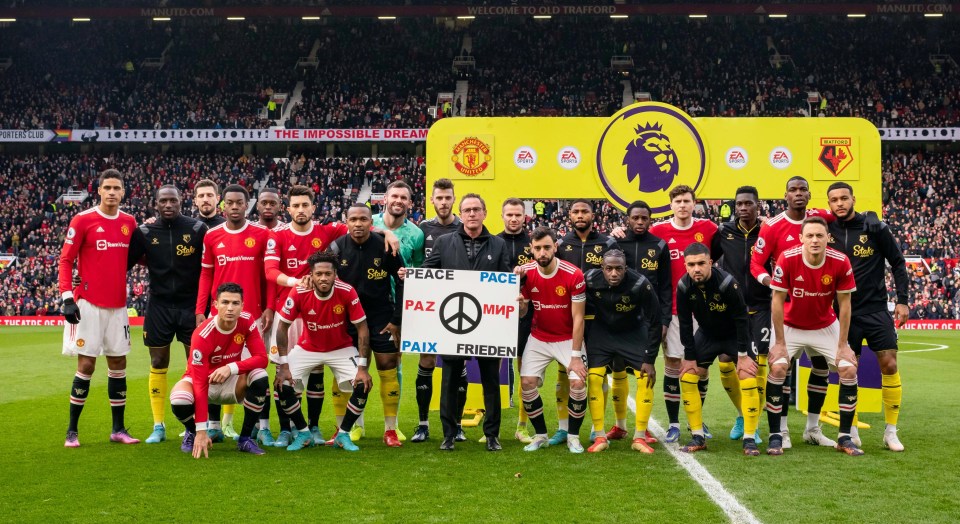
58,207,136,308
520,259,586,343
751,208,835,285
264,220,348,310
196,221,279,319
188,313,268,430
649,217,718,314
770,246,856,330
276,281,366,353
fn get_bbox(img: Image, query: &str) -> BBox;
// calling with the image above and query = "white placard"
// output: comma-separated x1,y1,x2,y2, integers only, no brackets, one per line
401,268,520,358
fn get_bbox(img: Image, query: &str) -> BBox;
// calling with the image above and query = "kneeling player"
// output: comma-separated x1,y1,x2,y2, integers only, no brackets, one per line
766,217,862,456
170,283,270,458
584,250,662,453
676,243,760,456
273,251,374,452
516,227,589,453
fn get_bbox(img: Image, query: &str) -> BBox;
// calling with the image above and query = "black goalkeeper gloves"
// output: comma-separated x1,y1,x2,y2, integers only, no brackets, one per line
62,298,82,324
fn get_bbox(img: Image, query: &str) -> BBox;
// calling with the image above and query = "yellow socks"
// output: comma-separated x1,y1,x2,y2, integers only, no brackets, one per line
680,373,703,432
331,380,347,426
882,372,902,427
739,377,760,436
588,368,607,433
378,368,400,430
611,369,629,427
756,354,768,400
633,369,655,434
556,368,570,430
719,361,743,415
149,367,168,425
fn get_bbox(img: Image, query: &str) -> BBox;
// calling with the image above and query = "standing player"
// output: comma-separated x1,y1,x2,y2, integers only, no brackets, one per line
331,204,405,447
411,178,463,443
517,227,589,453
649,185,718,443
170,283,270,458
195,185,278,443
553,200,619,446
766,216,862,456
675,243,760,456
610,200,671,443
273,252,373,452
826,182,910,451
193,179,225,229
750,176,877,447
127,185,207,444
498,198,535,444
60,169,139,447
710,186,766,443
583,250,662,453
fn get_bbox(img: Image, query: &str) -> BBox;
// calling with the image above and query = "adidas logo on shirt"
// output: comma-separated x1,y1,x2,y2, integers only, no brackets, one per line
288,245,297,251
786,235,795,241
531,287,539,293
796,275,805,281
427,235,433,241
668,238,677,243
96,226,105,233
217,242,226,248
308,309,316,315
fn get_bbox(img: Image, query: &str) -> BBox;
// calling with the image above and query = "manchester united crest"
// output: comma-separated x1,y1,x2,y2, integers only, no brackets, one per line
333,304,345,315
312,238,322,249
450,135,494,179
694,232,704,242
120,225,130,236
244,237,255,248
555,286,566,297
234,334,245,345
821,274,833,285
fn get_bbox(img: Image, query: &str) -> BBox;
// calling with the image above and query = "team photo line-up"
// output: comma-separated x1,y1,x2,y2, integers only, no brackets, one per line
61,168,908,458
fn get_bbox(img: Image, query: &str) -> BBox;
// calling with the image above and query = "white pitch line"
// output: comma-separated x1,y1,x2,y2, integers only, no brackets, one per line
626,394,763,524
898,342,949,354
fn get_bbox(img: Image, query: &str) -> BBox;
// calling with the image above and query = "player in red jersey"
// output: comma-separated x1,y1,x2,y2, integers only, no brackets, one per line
766,216,863,456
273,251,373,452
516,227,589,453
59,169,139,447
750,176,878,448
170,283,271,458
648,185,718,443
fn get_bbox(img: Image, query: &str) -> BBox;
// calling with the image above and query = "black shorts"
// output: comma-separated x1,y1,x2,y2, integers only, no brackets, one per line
586,327,649,370
143,301,196,348
691,330,750,369
350,319,397,354
849,310,898,355
749,309,772,356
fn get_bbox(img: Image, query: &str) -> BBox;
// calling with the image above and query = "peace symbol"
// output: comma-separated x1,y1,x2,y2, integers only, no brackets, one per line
439,292,483,335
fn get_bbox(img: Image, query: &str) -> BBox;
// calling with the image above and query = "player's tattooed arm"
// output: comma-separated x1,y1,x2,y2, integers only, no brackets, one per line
274,318,293,392
353,319,373,392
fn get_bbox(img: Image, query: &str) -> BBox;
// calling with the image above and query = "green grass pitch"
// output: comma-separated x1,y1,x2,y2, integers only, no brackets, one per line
1,327,958,522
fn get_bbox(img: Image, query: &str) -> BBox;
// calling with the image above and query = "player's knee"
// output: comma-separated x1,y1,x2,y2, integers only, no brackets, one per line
247,369,268,391
520,376,539,391
877,352,898,374
737,369,755,381
663,357,680,367
419,354,437,368
375,354,399,371
170,389,194,405
837,362,858,381
768,363,788,379
77,357,96,375
569,379,586,392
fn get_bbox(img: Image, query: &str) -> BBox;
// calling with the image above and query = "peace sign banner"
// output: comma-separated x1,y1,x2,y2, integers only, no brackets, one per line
400,268,520,358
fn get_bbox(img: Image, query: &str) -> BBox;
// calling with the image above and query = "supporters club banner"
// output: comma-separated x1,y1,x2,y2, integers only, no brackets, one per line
400,268,520,359
0,128,428,143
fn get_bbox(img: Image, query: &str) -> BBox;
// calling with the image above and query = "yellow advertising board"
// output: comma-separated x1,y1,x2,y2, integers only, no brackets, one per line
426,102,881,226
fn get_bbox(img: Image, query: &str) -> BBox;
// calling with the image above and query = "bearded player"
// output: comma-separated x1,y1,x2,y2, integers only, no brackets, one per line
649,185,718,443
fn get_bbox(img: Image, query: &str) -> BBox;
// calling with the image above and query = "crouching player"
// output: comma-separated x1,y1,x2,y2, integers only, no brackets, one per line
676,243,761,456
170,283,270,458
584,250,662,453
273,251,374,452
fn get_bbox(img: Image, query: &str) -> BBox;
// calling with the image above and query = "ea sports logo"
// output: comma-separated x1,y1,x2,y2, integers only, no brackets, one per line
596,102,706,215
557,146,581,170
769,147,792,170
514,146,537,170
725,147,748,170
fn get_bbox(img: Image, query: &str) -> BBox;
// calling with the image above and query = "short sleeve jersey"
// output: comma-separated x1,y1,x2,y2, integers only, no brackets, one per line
649,217,718,315
198,222,278,318
751,208,835,284
520,260,586,343
770,246,856,330
267,221,348,309
59,207,136,308
188,313,267,429
277,281,366,353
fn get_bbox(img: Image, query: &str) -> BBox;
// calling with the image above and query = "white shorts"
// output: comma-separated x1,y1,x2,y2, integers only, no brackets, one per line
663,315,698,360
520,336,586,382
783,321,840,371
288,345,360,392
266,317,303,364
180,375,240,405
62,299,131,358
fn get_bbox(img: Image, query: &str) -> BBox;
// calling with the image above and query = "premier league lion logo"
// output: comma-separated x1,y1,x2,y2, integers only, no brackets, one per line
622,122,679,193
